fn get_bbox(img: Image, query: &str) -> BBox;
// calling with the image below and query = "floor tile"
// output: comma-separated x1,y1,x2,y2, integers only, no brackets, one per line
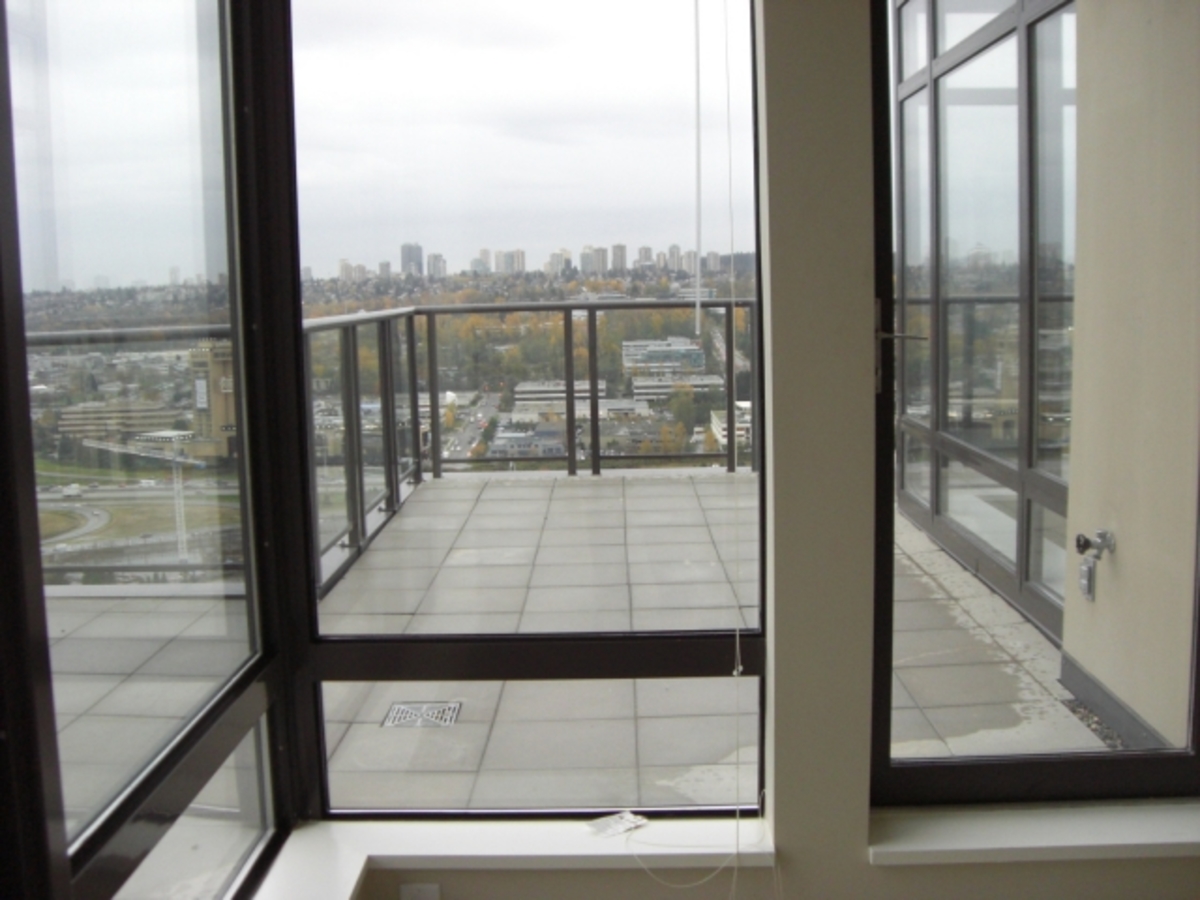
544,510,625,529
471,500,549,517
633,608,746,630
481,720,637,770
429,566,531,590
893,599,974,631
405,613,520,634
338,567,438,592
320,614,412,635
636,677,758,717
631,583,738,609
534,544,627,566
73,611,205,640
630,560,727,585
57,715,182,765
627,526,713,545
637,715,758,767
890,708,952,758
442,546,538,567
523,585,630,612
496,680,635,721
320,588,424,616
896,662,1047,708
639,764,758,806
351,681,503,724
88,676,219,718
892,674,917,709
50,674,124,715
328,771,476,809
926,700,1107,755
50,638,169,676
538,527,626,546
328,722,491,772
470,768,638,809
627,542,720,564
452,529,542,549
462,513,546,531
354,547,451,569
529,564,628,588
139,639,250,678
417,586,526,614
892,627,1009,668
894,574,949,602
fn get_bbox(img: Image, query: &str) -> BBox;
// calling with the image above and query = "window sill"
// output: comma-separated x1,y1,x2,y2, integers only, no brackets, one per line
870,799,1200,865
254,818,775,899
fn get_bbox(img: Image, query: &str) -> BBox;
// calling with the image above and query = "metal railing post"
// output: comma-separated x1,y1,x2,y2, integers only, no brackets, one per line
563,310,577,476
378,320,398,510
426,313,443,478
406,315,422,484
724,303,737,473
587,308,601,475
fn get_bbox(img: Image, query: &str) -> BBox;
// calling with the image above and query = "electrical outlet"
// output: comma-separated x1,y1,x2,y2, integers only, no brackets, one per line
400,885,440,900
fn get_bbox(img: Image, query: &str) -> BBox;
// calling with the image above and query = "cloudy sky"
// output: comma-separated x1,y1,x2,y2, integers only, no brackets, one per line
12,0,757,290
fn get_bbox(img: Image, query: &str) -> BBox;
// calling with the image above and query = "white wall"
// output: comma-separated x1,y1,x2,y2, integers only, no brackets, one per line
359,2,1200,896
1061,0,1200,747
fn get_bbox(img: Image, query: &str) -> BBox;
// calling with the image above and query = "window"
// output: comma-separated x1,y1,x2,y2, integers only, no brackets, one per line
878,0,1200,803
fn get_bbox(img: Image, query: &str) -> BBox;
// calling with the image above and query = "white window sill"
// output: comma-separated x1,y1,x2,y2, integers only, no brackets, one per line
254,818,775,900
870,799,1200,865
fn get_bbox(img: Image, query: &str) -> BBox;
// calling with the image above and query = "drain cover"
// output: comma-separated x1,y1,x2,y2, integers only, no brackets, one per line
382,702,461,728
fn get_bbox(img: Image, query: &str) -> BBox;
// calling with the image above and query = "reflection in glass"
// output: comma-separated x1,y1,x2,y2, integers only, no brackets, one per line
940,459,1017,562
900,0,929,80
937,0,1011,53
1029,503,1066,598
940,38,1019,461
323,678,759,811
356,323,388,525
1034,7,1077,480
307,328,351,573
901,91,932,423
902,434,932,505
14,0,257,839
114,721,271,899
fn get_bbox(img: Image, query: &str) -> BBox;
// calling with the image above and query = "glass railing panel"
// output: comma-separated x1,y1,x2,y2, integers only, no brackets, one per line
900,90,932,424
356,322,388,531
939,458,1017,563
13,0,258,839
435,309,568,473
323,677,759,812
392,318,417,499
307,329,352,570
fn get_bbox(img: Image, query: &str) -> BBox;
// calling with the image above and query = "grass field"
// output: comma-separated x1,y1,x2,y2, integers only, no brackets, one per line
38,509,85,539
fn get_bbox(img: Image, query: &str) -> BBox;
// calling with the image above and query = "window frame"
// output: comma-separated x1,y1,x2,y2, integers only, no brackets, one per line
874,0,1200,806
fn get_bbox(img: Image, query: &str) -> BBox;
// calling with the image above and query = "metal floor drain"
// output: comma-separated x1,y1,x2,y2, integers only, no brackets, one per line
382,702,461,728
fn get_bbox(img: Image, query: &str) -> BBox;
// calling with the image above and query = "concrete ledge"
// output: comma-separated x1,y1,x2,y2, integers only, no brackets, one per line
255,818,774,900
870,800,1200,865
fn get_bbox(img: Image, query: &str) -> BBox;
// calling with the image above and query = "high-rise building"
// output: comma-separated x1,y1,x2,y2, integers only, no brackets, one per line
301,266,313,282
427,253,446,278
378,261,391,280
512,249,525,273
592,246,608,275
706,251,721,274
655,251,668,270
400,243,423,276
611,244,626,273
353,263,368,283
479,249,491,272
580,245,595,275
545,251,565,276
338,258,352,282
668,244,682,272
637,246,653,267
683,250,698,276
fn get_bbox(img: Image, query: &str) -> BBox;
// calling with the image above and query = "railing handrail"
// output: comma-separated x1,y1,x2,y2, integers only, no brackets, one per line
25,323,231,347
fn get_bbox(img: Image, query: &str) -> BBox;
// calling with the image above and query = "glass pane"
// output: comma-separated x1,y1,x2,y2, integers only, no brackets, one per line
392,318,417,496
307,328,351,579
356,323,387,527
13,0,258,840
901,91,932,423
937,0,1011,54
1034,7,1076,480
902,434,931,505
940,38,1019,462
323,678,758,811
296,0,761,639
901,0,929,79
939,459,1016,562
1028,503,1066,599
114,721,271,899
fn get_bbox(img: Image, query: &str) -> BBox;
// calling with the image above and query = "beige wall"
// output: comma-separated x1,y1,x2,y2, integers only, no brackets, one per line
357,2,1200,896
1062,0,1200,746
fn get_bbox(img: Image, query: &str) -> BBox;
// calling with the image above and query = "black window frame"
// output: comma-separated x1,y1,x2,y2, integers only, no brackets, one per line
0,0,770,895
873,0,1200,806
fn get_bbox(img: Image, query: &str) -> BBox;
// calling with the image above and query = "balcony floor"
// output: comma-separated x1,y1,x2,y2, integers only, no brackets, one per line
318,471,761,636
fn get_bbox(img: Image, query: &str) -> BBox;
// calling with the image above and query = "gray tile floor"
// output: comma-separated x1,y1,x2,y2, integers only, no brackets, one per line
892,514,1108,757
318,472,761,636
322,677,761,810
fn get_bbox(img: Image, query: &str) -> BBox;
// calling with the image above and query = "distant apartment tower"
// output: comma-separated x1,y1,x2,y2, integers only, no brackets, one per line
637,246,653,267
655,251,668,270
400,243,423,276
495,249,526,275
353,263,368,283
190,340,238,459
427,253,447,278
592,246,608,275
479,249,491,273
301,266,313,282
545,251,565,276
667,244,682,272
683,250,698,276
378,261,391,280
579,245,595,275
705,251,721,274
611,244,626,273
338,258,353,282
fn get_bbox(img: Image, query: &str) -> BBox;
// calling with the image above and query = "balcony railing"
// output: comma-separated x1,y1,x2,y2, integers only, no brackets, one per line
302,297,759,592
